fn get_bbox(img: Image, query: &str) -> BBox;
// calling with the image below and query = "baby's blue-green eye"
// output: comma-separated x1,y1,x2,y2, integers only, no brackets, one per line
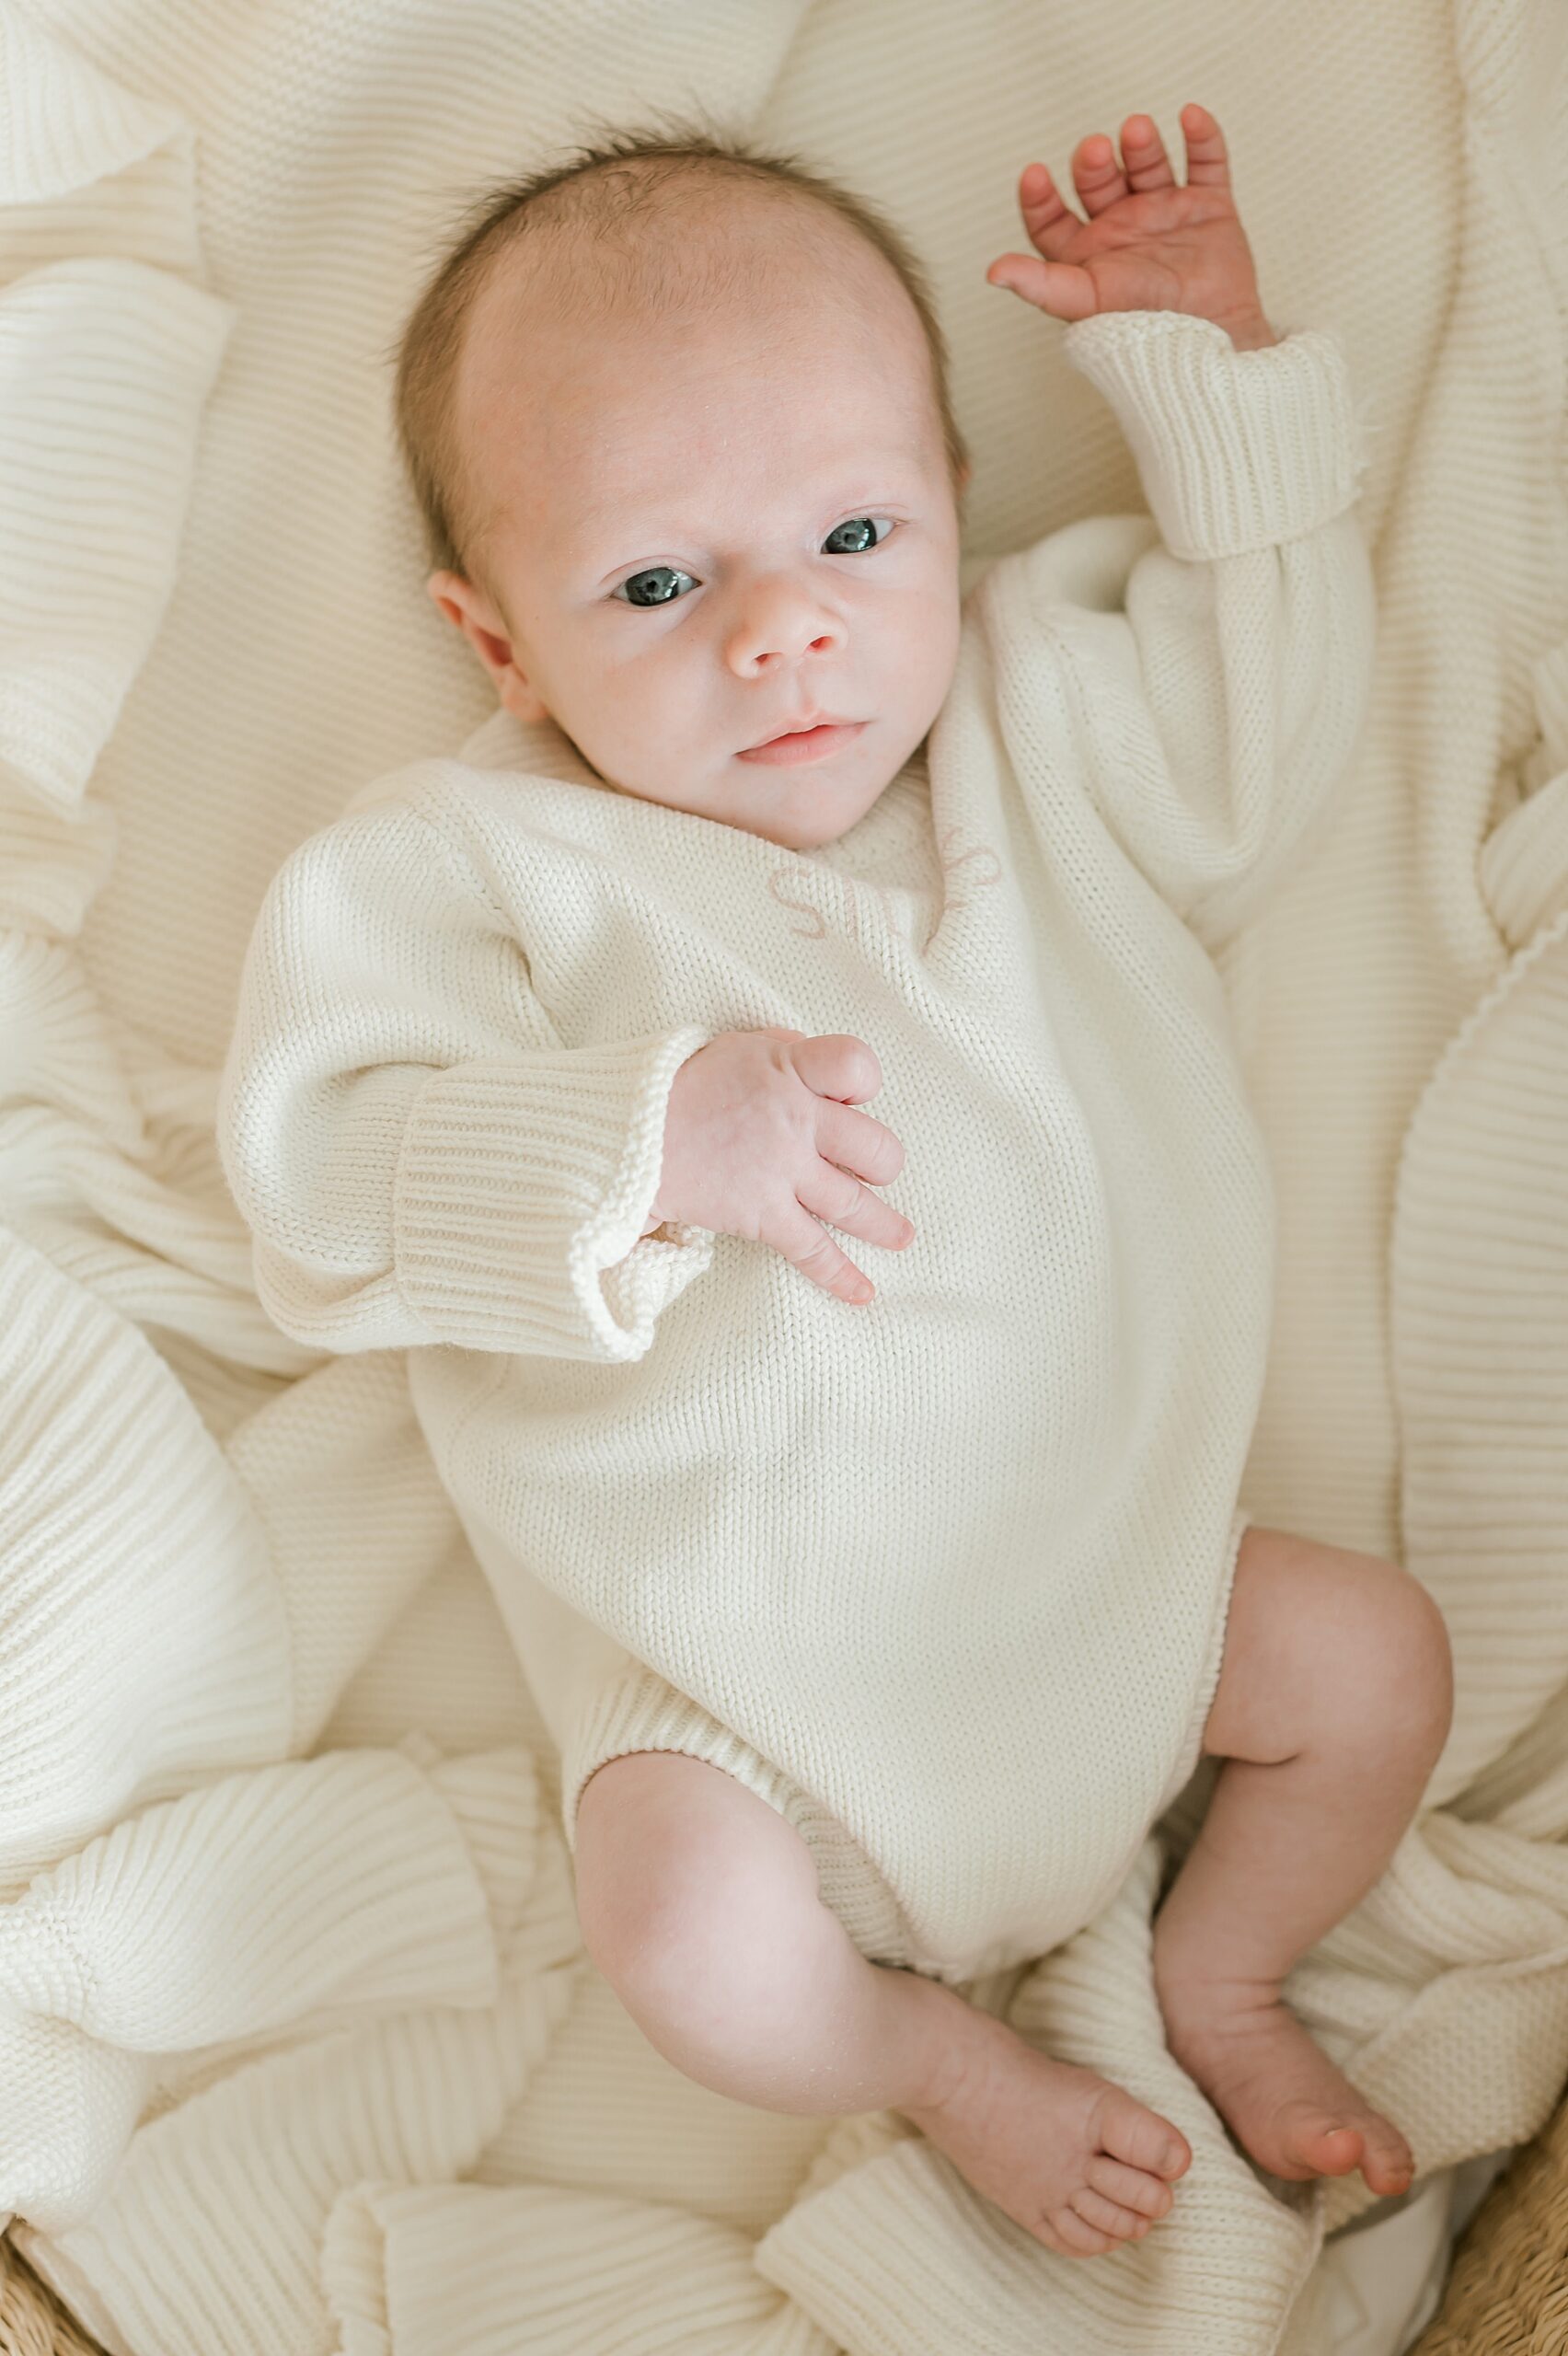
612,515,897,608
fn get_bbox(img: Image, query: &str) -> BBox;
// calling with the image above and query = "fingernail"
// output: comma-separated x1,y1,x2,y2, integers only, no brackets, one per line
1161,2142,1183,2172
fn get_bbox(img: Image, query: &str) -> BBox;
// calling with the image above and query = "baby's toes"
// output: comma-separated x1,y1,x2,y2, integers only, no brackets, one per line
1087,2153,1174,2220
1072,2187,1151,2242
1096,2085,1192,2181
1359,2115,1415,2198
1278,2107,1366,2178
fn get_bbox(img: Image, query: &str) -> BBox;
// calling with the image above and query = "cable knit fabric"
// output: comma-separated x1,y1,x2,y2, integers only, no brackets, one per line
3,3,1568,2354
218,316,1371,1984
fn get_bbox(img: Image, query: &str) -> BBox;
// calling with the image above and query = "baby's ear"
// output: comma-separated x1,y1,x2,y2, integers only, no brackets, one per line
425,567,508,666
426,571,549,723
426,569,476,632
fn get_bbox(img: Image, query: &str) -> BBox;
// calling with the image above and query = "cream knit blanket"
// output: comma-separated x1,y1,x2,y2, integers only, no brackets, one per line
1,4,1564,2353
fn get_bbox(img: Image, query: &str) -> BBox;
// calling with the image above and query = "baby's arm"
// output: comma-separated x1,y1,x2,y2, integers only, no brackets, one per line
986,107,1375,950
217,796,715,1363
218,803,919,1350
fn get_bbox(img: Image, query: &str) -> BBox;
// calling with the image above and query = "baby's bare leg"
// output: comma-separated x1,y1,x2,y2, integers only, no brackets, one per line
1152,1526,1454,2196
574,1750,1192,2258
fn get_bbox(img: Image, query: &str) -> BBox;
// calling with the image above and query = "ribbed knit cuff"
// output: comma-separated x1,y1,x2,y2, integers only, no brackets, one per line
559,1668,923,1969
559,1667,760,1856
1062,312,1364,560
392,1025,714,1360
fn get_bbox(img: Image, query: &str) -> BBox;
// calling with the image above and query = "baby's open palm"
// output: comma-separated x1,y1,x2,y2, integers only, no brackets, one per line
986,102,1271,348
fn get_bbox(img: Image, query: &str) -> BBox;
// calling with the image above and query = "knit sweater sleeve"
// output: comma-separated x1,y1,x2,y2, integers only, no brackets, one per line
216,799,716,1360
1009,310,1376,952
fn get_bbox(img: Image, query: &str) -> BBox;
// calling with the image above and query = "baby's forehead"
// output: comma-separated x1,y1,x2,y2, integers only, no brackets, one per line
456,210,940,551
471,248,928,447
472,186,921,371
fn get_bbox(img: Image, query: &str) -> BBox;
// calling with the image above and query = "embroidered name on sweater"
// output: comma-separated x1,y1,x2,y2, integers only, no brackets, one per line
766,824,1001,945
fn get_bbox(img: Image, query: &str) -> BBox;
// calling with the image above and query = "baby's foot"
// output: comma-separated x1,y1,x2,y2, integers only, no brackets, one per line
1153,1958,1414,2198
902,2007,1191,2257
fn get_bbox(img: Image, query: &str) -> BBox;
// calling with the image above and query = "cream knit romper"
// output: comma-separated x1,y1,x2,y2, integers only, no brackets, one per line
219,313,1373,1985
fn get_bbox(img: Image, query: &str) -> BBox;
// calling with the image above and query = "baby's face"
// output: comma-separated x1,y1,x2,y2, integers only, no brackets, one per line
432,232,966,851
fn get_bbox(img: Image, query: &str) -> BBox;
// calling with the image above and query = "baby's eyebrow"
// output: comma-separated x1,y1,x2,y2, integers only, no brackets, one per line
573,453,932,550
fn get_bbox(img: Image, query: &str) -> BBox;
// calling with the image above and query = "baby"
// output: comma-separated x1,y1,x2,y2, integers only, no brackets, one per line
219,103,1456,2259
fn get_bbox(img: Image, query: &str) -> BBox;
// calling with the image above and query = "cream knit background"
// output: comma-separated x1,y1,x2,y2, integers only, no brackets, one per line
0,2,1564,2352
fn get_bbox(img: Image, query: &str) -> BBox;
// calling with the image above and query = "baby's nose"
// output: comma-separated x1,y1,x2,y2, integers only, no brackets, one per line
728,580,848,671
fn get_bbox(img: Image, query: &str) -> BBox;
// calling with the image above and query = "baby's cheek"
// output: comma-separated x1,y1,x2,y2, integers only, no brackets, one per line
612,651,702,750
895,593,963,720
561,664,668,765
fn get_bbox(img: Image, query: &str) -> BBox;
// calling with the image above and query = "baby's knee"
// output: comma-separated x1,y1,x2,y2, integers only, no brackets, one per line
1324,1554,1454,1759
1304,1547,1454,1761
1389,1565,1454,1745
572,1750,827,2040
1216,1530,1453,1768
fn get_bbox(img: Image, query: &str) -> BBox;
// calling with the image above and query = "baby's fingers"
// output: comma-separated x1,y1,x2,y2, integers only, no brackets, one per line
764,1193,878,1306
986,250,1098,323
1119,114,1176,191
1179,101,1232,190
797,1158,914,1257
1015,159,1080,258
813,1097,905,1189
788,1032,883,1105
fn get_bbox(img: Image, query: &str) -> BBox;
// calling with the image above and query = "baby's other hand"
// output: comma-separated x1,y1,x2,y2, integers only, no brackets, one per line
641,1027,915,1307
985,103,1274,350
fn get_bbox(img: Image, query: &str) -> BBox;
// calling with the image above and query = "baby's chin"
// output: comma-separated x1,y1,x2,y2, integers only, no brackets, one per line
578,740,902,850
721,756,905,853
754,796,886,851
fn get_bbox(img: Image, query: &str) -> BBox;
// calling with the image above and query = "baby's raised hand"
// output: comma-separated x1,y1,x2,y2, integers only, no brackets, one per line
640,1028,915,1305
986,103,1274,350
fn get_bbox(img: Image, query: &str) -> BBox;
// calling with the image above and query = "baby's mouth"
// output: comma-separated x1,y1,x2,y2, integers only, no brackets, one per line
736,721,868,768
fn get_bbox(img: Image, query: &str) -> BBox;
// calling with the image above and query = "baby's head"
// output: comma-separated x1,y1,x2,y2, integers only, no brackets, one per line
392,121,971,851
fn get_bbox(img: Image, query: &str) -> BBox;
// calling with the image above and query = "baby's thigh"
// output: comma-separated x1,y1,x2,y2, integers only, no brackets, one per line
1201,1526,1452,1766
573,1749,826,2017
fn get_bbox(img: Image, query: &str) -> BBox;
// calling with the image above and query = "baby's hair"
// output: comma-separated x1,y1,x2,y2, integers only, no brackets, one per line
387,108,972,606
